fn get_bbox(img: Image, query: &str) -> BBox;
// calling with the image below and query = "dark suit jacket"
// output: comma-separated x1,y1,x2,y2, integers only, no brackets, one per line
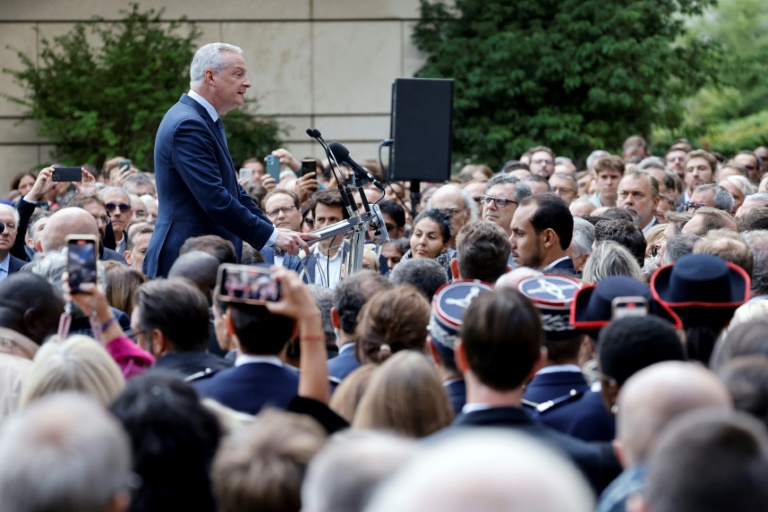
453,407,617,493
194,361,299,415
547,256,577,275
445,379,467,415
537,390,616,442
259,247,304,274
144,94,275,278
8,255,25,275
524,371,591,405
327,345,360,382
154,351,232,380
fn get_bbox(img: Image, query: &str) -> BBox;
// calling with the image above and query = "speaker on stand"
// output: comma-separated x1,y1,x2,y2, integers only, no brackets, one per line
388,78,454,219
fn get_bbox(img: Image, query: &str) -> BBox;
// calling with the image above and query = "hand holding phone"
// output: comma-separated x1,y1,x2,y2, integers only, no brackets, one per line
66,235,98,294
239,168,254,182
52,166,83,182
266,155,281,182
217,264,281,305
611,296,649,320
301,159,317,177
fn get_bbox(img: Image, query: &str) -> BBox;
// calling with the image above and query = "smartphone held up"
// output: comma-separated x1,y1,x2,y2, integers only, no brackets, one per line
66,235,98,294
216,264,281,305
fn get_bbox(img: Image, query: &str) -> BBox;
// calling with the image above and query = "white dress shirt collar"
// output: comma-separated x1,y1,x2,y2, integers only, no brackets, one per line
187,90,218,122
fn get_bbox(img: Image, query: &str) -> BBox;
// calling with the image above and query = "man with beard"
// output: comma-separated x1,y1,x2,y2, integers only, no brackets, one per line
682,150,716,205
617,170,660,233
509,194,575,273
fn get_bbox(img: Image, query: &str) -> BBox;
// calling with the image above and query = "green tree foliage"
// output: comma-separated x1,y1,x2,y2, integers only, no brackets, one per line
3,4,282,170
412,0,719,168
654,0,768,152
685,0,768,124
224,106,286,164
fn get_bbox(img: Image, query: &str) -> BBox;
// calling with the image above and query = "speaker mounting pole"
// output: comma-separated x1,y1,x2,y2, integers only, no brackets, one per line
409,180,421,220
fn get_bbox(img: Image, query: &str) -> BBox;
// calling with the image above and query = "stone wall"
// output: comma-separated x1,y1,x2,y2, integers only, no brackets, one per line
0,0,426,194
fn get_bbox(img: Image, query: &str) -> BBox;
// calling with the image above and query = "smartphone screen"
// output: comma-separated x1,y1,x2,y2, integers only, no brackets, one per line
118,159,131,172
611,296,649,320
67,236,98,294
216,264,281,305
301,159,317,177
52,167,82,182
266,155,281,182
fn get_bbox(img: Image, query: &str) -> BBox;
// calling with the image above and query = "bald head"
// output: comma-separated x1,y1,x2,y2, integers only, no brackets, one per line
617,361,732,467
40,207,99,253
168,250,221,302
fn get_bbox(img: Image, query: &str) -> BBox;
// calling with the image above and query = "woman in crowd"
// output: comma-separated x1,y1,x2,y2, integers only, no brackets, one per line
582,241,643,284
103,261,147,317
353,351,453,438
354,285,430,365
9,170,36,198
20,335,125,408
399,208,453,279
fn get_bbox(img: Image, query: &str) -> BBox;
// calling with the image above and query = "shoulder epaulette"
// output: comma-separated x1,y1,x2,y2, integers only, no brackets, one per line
536,389,585,413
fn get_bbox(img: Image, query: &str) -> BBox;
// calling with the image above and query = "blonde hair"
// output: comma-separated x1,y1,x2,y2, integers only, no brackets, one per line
353,352,453,438
329,364,377,423
645,223,667,258
212,408,326,512
20,335,125,408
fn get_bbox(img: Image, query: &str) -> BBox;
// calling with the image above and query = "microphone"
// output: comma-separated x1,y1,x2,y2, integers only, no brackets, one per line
328,141,385,191
0,222,4,234
306,128,359,218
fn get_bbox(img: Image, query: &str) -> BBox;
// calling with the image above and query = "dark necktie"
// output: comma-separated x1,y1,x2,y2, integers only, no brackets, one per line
215,118,228,149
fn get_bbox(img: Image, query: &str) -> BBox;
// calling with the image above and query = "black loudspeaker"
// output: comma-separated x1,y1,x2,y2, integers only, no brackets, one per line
388,78,454,182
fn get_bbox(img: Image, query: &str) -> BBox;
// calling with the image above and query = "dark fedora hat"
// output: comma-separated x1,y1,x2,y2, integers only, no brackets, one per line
570,275,682,340
650,253,750,328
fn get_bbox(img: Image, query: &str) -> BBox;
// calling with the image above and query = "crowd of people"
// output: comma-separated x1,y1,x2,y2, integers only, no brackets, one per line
1,41,768,512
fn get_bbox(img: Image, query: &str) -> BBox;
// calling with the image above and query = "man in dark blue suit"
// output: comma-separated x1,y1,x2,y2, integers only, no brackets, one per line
449,287,620,493
328,271,392,383
509,193,576,274
0,204,29,280
144,42,315,278
194,288,300,415
514,274,591,406
428,280,493,415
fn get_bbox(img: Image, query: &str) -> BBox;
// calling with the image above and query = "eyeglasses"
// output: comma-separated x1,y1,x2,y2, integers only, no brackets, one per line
552,187,576,195
667,156,685,163
266,205,297,217
683,202,706,212
480,195,517,208
105,203,131,213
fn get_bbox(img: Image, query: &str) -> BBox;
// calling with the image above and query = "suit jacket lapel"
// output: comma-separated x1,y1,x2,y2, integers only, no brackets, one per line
180,94,236,173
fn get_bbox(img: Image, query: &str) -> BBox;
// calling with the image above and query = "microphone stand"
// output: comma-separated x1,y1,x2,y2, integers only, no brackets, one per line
310,203,389,277
306,129,389,276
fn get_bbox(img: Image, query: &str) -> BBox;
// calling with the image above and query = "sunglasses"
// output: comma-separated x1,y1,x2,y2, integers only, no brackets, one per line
105,203,131,213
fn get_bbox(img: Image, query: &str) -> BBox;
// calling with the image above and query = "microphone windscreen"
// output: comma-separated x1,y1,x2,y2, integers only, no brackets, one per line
0,222,5,234
328,141,350,161
306,128,314,137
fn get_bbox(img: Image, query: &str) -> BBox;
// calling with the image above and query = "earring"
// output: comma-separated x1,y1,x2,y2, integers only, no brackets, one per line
611,404,619,414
